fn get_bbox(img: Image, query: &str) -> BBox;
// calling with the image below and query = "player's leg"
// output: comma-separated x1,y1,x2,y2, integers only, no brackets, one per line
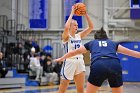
86,82,99,93
74,71,85,93
58,79,70,93
111,86,124,93
86,59,109,93
108,58,123,93
109,76,124,93
74,59,86,93
58,60,76,93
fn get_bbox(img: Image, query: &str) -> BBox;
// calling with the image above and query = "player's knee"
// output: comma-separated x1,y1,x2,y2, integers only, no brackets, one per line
60,80,69,85
76,86,84,93
58,89,67,93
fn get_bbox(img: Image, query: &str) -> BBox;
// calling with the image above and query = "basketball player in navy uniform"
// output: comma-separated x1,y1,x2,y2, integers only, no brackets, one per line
58,5,93,93
54,27,140,93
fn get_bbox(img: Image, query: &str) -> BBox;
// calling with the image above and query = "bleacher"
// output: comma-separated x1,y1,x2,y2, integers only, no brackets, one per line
0,69,42,89
0,78,25,89
0,15,40,88
0,12,62,88
0,69,25,89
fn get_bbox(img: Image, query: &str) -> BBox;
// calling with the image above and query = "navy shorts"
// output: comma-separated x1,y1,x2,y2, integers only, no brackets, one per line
88,58,123,88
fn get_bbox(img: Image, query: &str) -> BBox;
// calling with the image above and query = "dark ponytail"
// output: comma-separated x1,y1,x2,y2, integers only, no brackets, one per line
94,27,108,39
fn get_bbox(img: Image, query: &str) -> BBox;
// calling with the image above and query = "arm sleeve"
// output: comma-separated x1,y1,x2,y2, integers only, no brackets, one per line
84,41,91,50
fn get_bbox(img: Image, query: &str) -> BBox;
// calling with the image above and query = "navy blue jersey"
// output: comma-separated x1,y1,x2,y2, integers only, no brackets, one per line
84,39,119,62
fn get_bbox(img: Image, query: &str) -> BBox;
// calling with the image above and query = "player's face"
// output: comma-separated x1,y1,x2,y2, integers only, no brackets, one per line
70,20,78,34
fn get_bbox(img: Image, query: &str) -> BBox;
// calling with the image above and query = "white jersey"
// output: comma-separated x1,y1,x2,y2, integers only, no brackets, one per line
63,34,83,59
61,34,85,80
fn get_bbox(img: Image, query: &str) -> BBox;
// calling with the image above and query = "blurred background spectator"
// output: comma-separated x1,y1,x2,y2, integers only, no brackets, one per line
53,62,62,84
23,47,36,72
43,59,58,85
0,52,8,78
29,53,43,81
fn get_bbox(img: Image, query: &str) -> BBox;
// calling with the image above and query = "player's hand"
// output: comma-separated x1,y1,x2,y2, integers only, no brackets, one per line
83,11,87,16
54,58,64,62
71,5,75,15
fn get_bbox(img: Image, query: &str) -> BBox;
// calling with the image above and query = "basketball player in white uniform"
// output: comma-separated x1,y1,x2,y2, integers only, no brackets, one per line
57,5,94,93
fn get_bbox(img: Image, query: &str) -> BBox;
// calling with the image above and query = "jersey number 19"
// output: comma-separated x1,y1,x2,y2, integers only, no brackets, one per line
75,44,80,49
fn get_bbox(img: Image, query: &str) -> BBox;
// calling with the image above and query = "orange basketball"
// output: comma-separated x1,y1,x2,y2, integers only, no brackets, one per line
74,3,86,16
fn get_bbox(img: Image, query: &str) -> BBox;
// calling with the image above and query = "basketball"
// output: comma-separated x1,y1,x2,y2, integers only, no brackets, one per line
74,3,86,16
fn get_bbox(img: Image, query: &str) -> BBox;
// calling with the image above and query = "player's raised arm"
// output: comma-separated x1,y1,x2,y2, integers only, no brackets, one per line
62,5,75,42
117,45,140,58
78,13,94,39
54,46,87,62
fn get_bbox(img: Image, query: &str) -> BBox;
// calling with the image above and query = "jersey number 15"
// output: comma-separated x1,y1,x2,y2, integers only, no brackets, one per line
98,41,107,47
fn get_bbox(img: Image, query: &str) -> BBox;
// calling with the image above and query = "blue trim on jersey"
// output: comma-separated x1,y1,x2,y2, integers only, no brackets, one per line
63,44,66,53
66,42,68,53
63,44,65,49
62,60,68,80
63,42,68,53
62,43,69,80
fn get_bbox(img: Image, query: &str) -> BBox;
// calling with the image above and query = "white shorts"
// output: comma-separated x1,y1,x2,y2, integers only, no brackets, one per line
60,58,86,80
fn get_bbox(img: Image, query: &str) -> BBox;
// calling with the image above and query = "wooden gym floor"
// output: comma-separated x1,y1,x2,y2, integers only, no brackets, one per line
0,82,140,93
